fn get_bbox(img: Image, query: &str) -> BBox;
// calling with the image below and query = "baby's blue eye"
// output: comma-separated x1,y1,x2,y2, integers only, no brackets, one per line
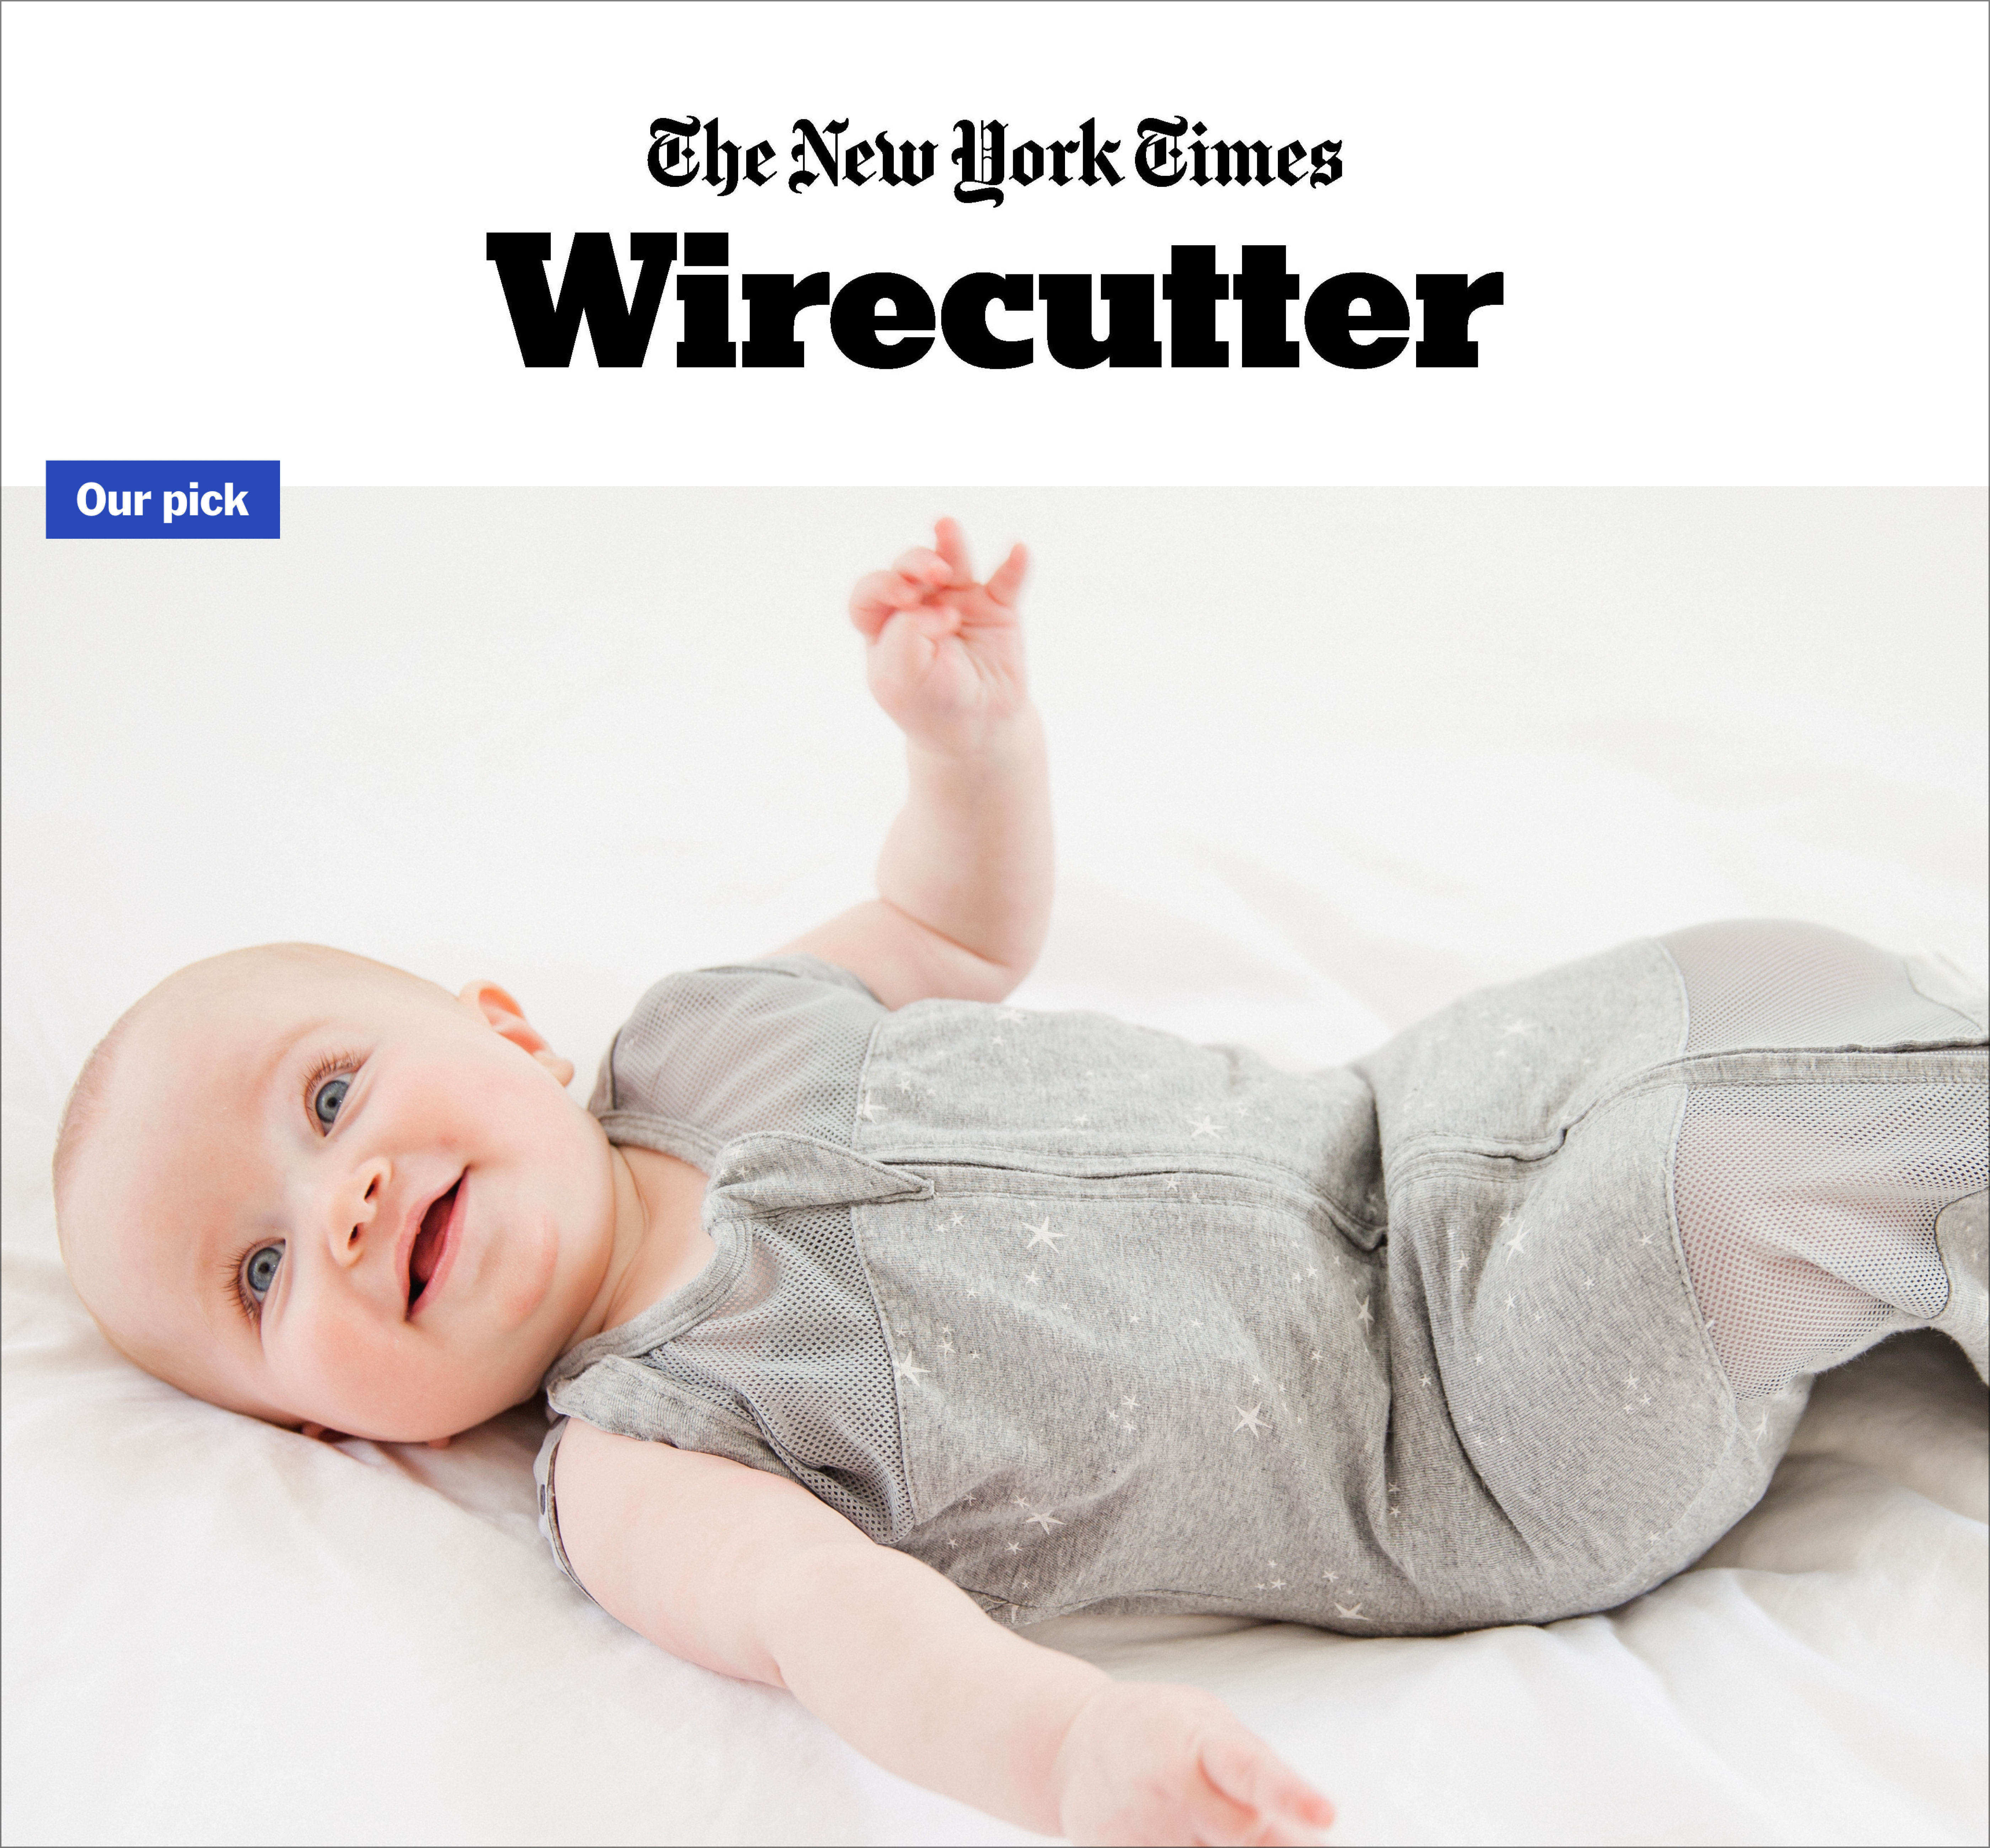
313,1077,349,1128
244,1244,283,1301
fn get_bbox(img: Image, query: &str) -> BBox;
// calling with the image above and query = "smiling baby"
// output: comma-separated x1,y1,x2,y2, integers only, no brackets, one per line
54,520,1988,1847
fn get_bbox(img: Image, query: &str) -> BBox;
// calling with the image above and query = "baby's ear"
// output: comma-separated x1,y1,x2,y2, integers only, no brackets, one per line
458,980,576,1087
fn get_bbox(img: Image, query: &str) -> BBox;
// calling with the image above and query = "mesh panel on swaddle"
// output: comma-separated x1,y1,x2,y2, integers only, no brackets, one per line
578,959,912,1538
595,957,881,1155
639,1205,913,1540
1663,922,1989,1401
1666,919,1980,1054
1675,1082,1986,1398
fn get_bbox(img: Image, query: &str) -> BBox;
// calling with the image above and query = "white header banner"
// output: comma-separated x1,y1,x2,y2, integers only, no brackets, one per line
2,0,1984,485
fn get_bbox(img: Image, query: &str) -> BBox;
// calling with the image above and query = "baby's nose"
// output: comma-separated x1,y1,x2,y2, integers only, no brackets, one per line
328,1158,392,1267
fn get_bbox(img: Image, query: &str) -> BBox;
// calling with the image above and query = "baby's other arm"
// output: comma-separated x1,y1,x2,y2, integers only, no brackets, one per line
779,519,1052,1008
553,1423,1333,1846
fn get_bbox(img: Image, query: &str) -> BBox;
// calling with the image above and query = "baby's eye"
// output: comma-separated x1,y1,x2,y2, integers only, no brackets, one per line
243,1243,283,1303
313,1076,350,1129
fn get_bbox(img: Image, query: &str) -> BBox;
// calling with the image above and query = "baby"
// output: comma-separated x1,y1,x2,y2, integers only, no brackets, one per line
55,521,1989,1847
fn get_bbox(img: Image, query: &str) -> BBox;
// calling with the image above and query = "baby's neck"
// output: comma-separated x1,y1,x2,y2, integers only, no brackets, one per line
584,1145,715,1341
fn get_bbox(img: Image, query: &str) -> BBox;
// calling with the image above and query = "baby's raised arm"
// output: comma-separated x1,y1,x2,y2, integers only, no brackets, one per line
552,1423,1334,1845
779,518,1053,1008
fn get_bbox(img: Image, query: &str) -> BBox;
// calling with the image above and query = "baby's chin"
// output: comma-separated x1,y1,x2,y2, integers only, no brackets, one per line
276,1351,558,1446
260,1402,482,1447
270,1381,521,1446
135,1344,491,1445
483,1213,565,1333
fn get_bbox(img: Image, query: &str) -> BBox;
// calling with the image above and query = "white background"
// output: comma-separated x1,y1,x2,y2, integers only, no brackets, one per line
2,0,1986,485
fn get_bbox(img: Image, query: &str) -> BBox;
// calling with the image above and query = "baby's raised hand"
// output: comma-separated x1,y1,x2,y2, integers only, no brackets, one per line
1054,1681,1335,1846
849,517,1030,756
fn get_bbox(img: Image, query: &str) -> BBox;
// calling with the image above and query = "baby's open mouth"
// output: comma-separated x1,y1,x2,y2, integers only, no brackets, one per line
409,1180,459,1308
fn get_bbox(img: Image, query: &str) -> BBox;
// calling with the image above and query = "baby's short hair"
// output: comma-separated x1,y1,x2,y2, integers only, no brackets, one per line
52,1007,140,1269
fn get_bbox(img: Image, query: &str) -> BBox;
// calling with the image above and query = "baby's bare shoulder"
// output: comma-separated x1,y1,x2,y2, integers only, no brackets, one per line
552,1421,876,1680
557,1420,862,1542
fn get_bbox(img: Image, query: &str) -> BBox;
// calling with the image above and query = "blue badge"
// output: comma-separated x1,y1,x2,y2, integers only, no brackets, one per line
45,461,280,538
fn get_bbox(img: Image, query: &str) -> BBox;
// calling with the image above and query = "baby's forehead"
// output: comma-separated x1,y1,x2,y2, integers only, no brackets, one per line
78,946,443,1209
109,955,441,1177
89,957,339,1170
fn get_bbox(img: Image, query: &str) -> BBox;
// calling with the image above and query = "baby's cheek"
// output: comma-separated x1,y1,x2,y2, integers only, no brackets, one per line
281,1320,416,1438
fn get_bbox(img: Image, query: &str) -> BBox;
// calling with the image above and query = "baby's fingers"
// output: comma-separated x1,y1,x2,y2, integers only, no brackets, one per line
1200,1730,1335,1843
891,545,956,588
984,541,1028,609
849,568,930,638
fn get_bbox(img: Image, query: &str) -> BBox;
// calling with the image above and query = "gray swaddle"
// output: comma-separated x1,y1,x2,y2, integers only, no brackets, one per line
538,924,1988,1633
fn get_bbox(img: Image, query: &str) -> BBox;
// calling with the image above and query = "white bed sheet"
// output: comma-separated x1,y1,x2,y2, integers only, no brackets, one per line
4,487,1985,1845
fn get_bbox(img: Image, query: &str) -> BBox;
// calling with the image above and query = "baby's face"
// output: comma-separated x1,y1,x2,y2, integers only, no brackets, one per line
63,948,614,1441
